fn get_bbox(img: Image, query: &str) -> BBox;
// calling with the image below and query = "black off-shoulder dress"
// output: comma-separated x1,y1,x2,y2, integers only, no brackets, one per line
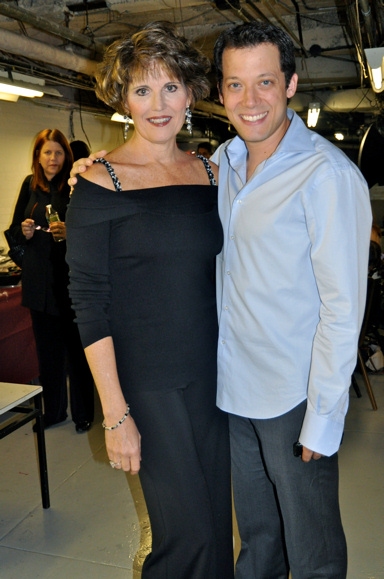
65,158,234,579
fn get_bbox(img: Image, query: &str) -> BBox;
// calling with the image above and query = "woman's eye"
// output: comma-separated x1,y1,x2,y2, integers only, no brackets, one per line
136,88,148,96
165,84,178,92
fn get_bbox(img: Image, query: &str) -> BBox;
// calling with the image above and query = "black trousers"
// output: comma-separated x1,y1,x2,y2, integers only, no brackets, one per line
128,377,234,579
30,309,94,424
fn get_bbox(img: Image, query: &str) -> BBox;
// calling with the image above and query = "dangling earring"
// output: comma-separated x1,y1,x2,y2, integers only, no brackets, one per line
185,107,192,135
124,113,132,142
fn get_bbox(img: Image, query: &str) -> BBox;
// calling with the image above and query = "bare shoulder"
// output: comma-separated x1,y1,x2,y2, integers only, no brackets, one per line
80,158,117,190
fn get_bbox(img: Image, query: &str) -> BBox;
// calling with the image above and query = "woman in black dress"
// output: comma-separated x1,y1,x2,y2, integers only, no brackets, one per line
9,129,94,432
65,22,233,579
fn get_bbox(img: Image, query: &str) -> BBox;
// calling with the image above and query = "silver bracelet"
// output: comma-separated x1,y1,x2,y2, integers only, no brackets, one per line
102,404,130,430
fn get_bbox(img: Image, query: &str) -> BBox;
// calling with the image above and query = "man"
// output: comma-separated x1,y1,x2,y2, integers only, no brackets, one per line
211,21,371,579
196,141,213,158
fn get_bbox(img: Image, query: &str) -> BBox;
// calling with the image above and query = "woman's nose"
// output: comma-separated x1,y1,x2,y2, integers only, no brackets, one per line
152,93,165,110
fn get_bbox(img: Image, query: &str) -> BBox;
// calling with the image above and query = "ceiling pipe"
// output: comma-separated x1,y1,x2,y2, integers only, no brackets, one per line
244,0,270,22
258,0,310,57
289,0,305,50
358,0,377,47
0,28,98,77
0,1,105,56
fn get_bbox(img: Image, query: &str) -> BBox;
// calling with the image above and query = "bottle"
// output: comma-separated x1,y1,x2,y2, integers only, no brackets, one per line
45,205,64,242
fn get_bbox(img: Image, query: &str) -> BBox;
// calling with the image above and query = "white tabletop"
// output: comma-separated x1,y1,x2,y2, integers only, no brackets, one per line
0,382,42,415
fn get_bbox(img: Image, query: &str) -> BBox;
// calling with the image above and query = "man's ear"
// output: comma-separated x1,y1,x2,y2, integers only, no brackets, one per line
286,73,298,99
218,82,224,105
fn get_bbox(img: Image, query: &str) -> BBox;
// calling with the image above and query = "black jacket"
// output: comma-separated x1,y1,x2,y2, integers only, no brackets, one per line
9,174,71,316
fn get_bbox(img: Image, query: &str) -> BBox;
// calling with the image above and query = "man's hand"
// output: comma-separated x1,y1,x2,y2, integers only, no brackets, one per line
68,149,107,188
301,446,323,462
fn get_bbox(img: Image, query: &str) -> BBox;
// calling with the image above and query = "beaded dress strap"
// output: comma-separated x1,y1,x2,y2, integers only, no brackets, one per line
94,157,122,192
94,155,216,190
196,155,217,186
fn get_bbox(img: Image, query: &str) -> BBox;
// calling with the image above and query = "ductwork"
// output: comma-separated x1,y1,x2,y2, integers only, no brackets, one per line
0,1,105,55
0,29,98,77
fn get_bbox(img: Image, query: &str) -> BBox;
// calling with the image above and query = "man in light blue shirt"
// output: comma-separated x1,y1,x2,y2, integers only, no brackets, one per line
212,21,371,578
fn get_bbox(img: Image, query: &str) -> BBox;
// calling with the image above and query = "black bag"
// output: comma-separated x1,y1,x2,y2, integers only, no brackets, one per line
4,227,26,267
4,176,33,268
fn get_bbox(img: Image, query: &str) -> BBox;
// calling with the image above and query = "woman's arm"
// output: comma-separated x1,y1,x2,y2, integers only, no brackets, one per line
85,336,141,474
66,179,141,474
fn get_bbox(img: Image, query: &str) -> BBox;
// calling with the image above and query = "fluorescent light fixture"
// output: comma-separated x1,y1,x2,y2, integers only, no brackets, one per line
307,102,320,128
111,112,134,124
334,132,344,141
364,48,384,93
0,71,43,99
0,81,43,98
0,71,62,101
0,92,19,102
111,112,125,122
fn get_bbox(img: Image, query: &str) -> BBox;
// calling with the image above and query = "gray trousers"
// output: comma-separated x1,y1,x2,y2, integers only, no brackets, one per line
230,400,347,579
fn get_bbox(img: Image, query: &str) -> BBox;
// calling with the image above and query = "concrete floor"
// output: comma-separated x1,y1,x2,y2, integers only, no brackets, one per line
0,373,383,578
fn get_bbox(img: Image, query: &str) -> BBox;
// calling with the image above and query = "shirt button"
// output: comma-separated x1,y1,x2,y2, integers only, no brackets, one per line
224,305,229,310
226,270,231,275
230,235,235,240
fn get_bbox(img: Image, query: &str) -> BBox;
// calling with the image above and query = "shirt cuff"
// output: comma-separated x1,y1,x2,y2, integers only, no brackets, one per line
299,403,347,456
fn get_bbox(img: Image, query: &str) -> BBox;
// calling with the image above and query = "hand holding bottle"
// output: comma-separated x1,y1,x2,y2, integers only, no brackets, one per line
46,205,65,242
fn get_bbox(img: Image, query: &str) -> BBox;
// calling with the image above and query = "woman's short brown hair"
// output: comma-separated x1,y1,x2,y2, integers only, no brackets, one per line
95,21,212,115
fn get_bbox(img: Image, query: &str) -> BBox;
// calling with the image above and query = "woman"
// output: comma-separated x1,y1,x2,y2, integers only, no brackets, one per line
9,129,94,432
65,22,234,579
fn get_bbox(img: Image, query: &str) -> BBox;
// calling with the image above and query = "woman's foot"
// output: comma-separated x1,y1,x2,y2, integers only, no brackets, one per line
75,421,92,433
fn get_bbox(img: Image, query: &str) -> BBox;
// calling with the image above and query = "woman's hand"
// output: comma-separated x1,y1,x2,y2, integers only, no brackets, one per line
50,220,66,242
21,218,36,240
83,337,140,473
106,414,142,475
68,149,107,189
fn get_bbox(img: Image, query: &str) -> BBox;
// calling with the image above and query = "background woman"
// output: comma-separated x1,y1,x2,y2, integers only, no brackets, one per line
66,22,233,579
8,128,94,432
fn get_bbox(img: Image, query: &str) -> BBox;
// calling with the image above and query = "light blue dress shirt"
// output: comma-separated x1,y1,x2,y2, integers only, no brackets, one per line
212,109,372,456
